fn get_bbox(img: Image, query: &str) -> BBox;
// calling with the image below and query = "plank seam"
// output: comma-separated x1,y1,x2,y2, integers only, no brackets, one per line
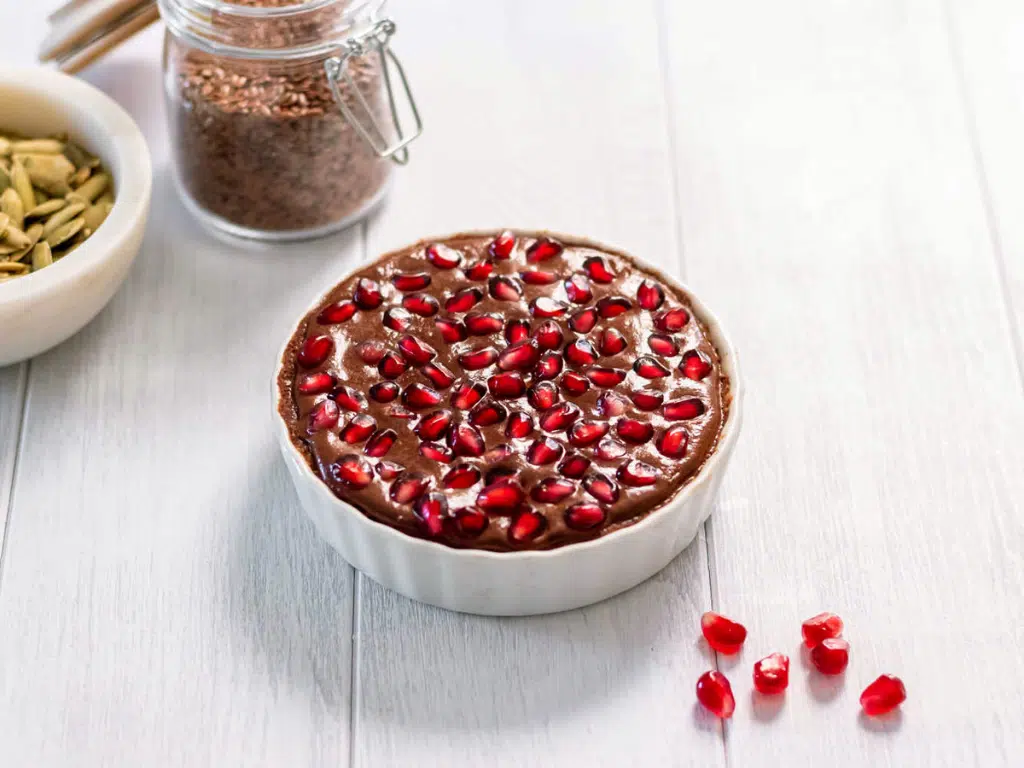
0,360,31,597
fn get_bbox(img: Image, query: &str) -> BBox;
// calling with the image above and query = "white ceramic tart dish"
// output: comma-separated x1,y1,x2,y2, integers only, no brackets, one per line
273,231,742,615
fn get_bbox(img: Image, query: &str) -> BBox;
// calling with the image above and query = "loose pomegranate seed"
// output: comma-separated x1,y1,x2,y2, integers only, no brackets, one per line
596,295,631,319
616,419,654,444
568,418,609,447
388,405,415,419
584,472,619,504
648,333,679,357
753,653,790,695
506,411,535,439
459,346,498,371
340,414,376,444
369,381,399,403
539,402,581,433
392,271,432,292
596,438,626,461
560,371,590,396
477,478,526,512
654,307,690,332
657,425,689,458
564,339,598,367
402,383,442,409
598,328,627,356
568,307,598,333
700,612,748,654
563,274,592,304
582,256,615,283
317,300,357,324
558,453,591,478
630,389,664,411
333,386,367,412
565,502,605,530
353,278,383,310
634,356,671,379
398,335,436,366
860,675,906,716
298,335,333,368
489,372,526,399
465,312,504,336
425,243,462,269
464,260,494,281
663,398,705,420
535,352,564,380
505,319,530,344
618,459,658,486
469,399,508,427
489,230,516,259
307,398,340,433
596,391,628,417
810,638,850,675
364,428,398,458
682,350,713,380
636,280,665,310
414,492,448,535
454,507,489,536
801,612,844,648
488,275,523,301
509,509,547,543
446,287,484,314
532,321,564,351
434,317,467,343
415,409,452,441
485,466,519,485
520,269,559,285
531,477,576,503
382,307,411,333
390,472,431,504
696,671,735,719
443,464,482,490
298,372,334,395
527,437,564,465
498,340,541,371
375,460,404,480
419,442,454,463
402,293,440,317
447,423,486,457
357,341,387,364
530,297,569,319
451,380,486,410
331,455,373,489
526,237,563,263
422,361,455,389
527,381,559,410
586,367,627,388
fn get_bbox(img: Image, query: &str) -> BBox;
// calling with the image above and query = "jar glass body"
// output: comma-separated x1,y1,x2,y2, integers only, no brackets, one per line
159,0,392,241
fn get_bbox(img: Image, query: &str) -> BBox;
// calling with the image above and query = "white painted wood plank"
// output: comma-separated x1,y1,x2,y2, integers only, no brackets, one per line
356,1,724,766
0,365,26,555
662,1,1024,765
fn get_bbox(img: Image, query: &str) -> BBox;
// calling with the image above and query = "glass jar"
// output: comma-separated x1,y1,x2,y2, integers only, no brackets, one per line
157,0,420,241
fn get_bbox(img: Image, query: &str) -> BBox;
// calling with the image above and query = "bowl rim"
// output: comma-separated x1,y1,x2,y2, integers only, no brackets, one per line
273,229,743,561
0,67,152,303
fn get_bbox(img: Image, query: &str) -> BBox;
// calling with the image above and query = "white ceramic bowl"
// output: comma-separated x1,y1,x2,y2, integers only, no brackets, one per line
0,67,152,367
274,233,743,615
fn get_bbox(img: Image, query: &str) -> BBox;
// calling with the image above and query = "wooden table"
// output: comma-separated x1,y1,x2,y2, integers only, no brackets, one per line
2,1,1023,765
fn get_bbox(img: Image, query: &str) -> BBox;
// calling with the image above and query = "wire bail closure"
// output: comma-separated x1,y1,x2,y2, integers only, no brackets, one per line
324,19,422,166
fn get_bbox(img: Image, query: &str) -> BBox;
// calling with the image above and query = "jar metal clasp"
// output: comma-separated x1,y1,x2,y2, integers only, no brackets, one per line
324,20,422,166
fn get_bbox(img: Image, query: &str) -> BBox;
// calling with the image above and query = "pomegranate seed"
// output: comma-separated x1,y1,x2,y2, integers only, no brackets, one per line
383,307,412,333
617,459,658,486
616,419,654,444
477,478,526,512
392,271,432,292
558,453,591,478
565,502,605,530
563,274,592,304
657,425,689,458
530,297,568,318
654,307,690,332
595,438,626,461
464,260,494,281
402,383,442,409
454,507,489,536
505,411,535,439
682,351,713,380
527,381,559,410
535,352,564,380
390,472,431,504
598,328,627,356
298,372,334,395
648,333,679,357
505,319,530,344
583,472,619,504
526,237,563,263
298,335,333,368
596,390,628,417
413,492,448,535
568,307,598,333
415,409,452,441
340,414,376,444
485,444,513,463
465,312,504,336
434,317,467,344
696,671,735,719
527,437,564,465
663,399,705,420
447,423,486,457
596,295,631,319
451,380,487,410
422,361,455,389
353,278,383,310
443,464,482,490
565,338,598,367
357,341,387,364
586,367,627,388
398,335,436,366
810,638,850,675
801,612,844,648
485,466,518,485
446,287,484,314
317,300,357,324
509,509,547,543
753,653,790,695
630,389,664,411
539,402,581,433
560,371,590,396
520,269,558,285
364,428,398,458
331,455,373,489
402,293,439,317
531,477,576,503
469,399,508,427
459,346,498,371
582,256,615,283
636,280,665,310
634,356,671,379
568,420,608,447
375,460,404,480
488,230,516,260
307,398,340,433
488,372,526,399
488,275,523,301
700,611,748,654
860,675,906,716
333,386,366,412
498,340,541,371
369,381,400,402
388,405,415,419
419,442,454,463
532,321,564,351
425,243,462,269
